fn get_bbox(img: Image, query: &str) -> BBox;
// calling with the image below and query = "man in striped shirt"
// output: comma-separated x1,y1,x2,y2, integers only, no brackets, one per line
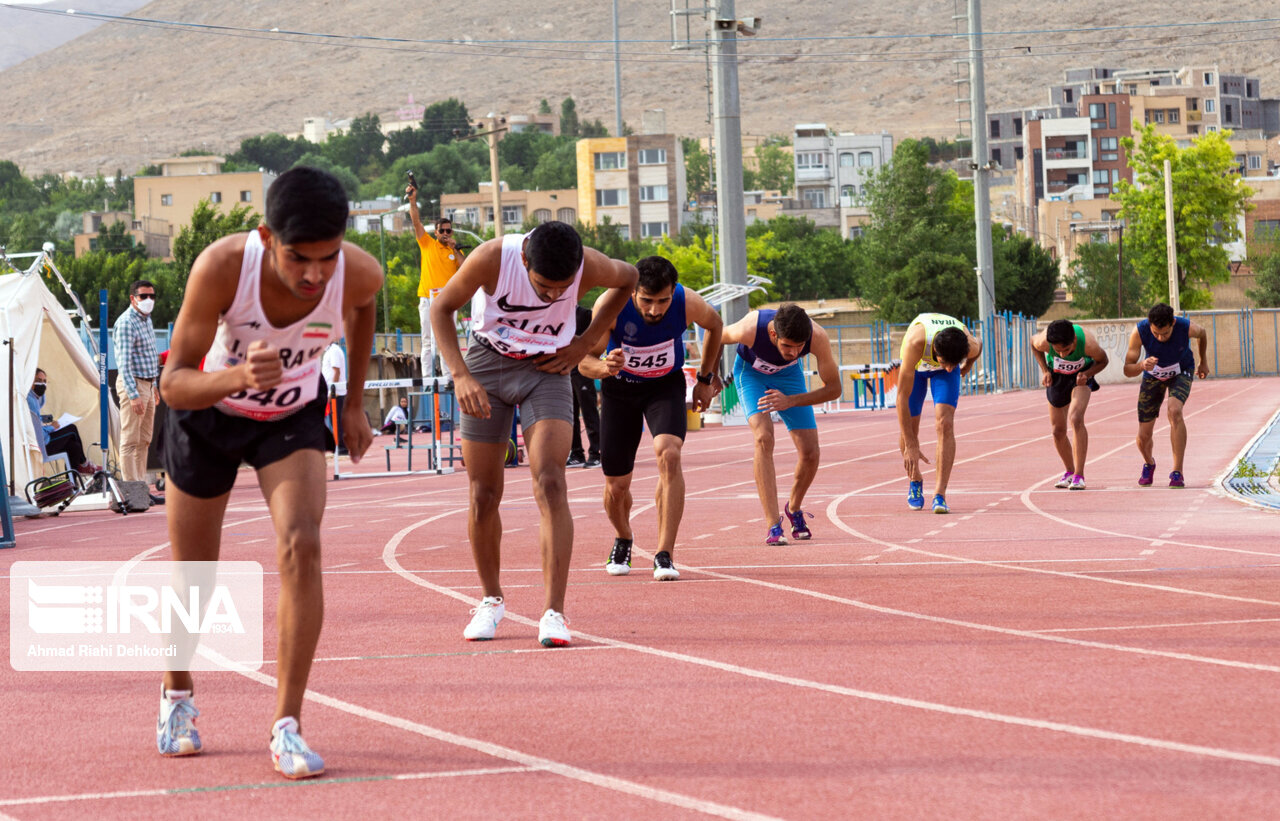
113,279,160,484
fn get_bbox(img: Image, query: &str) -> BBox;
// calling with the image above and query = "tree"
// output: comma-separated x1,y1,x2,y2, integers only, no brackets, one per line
53,252,181,326
323,113,386,179
529,140,579,190
992,231,1058,318
580,118,610,138
538,99,552,115
362,142,487,215
754,141,794,194
96,220,147,260
683,138,710,194
231,133,312,174
559,97,580,138
1246,239,1280,307
745,215,858,300
1115,125,1254,309
291,153,362,198
420,98,471,151
858,139,974,321
171,199,260,280
1066,239,1145,318
343,229,422,332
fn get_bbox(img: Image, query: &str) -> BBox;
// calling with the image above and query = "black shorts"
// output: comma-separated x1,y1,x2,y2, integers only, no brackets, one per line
599,370,687,477
1137,372,1193,423
162,387,328,498
1046,371,1099,408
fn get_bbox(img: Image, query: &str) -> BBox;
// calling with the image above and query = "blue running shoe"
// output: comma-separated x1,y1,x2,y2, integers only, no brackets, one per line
931,494,949,514
156,689,202,756
271,717,324,779
784,502,813,540
765,519,788,546
907,481,924,510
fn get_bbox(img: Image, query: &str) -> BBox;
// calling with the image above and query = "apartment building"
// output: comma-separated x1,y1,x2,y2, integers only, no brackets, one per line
441,185,577,233
72,211,171,260
132,157,276,257
575,134,686,240
986,105,1072,171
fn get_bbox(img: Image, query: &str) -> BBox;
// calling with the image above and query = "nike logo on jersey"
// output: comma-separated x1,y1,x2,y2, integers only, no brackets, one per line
497,293,563,313
237,321,262,329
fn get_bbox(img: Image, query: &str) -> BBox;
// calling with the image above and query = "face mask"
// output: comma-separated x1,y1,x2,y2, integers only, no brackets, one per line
136,297,155,314
32,383,46,397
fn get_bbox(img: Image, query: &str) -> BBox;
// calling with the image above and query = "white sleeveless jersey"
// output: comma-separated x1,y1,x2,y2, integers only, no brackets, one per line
469,232,581,358
203,231,346,421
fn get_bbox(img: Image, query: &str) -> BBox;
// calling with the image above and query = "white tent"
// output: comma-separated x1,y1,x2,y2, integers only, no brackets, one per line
0,268,119,494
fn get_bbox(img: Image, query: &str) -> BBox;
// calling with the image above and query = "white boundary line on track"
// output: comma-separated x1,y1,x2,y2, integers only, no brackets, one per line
379,514,1280,771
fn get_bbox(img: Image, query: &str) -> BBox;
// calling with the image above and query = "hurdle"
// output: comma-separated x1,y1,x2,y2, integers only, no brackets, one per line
331,376,459,480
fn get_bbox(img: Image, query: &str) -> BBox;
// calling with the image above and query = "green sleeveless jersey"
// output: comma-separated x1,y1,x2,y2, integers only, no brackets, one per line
1046,324,1093,374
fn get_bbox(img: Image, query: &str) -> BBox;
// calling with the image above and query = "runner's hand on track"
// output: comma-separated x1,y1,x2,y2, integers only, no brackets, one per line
902,444,930,476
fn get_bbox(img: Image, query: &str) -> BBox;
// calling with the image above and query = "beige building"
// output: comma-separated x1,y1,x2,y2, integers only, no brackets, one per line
440,186,577,233
73,211,171,260
576,134,687,240
133,156,276,256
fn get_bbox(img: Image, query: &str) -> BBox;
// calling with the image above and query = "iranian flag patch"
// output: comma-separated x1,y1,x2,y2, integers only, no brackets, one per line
303,322,332,340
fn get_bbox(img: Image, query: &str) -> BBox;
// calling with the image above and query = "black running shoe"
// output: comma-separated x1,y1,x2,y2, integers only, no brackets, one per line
652,551,680,581
606,538,632,576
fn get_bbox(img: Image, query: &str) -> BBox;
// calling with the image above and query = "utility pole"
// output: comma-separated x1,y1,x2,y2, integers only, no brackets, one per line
967,0,996,321
612,0,624,138
476,114,506,239
1163,158,1180,312
711,0,750,324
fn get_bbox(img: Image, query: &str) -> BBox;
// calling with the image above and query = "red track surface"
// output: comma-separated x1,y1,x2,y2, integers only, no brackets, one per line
4,377,1280,819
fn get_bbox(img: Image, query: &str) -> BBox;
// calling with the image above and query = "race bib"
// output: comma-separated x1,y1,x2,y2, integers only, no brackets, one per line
751,357,794,375
218,361,321,421
477,326,555,358
1052,358,1087,375
1150,362,1181,380
620,340,676,378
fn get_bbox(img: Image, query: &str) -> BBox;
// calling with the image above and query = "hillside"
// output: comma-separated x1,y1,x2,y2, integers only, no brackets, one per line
0,1,1276,176
0,0,146,72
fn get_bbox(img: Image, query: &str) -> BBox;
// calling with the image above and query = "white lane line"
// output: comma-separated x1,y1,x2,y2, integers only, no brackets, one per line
326,562,357,569
329,524,353,530
382,517,1280,772
0,767,539,808
1141,549,1156,556
1037,617,1280,634
719,526,737,531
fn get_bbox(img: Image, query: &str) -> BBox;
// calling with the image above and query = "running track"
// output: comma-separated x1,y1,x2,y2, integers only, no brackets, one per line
3,377,1279,819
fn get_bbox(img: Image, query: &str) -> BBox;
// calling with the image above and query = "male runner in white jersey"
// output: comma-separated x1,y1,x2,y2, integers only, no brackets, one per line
430,221,636,646
155,167,383,779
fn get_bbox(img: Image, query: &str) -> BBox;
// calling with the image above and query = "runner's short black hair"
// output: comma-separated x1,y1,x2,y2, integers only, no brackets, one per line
932,326,970,366
1045,319,1075,346
266,167,349,245
524,221,584,282
773,303,812,344
635,256,679,294
1148,302,1175,327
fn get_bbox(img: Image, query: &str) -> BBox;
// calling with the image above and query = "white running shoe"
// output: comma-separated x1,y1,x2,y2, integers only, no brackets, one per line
538,609,571,647
270,717,324,779
1054,471,1073,489
606,538,632,576
156,688,202,756
463,596,505,641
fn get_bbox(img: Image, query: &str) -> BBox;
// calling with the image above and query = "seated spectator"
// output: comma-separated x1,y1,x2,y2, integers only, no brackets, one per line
380,396,411,444
28,368,100,475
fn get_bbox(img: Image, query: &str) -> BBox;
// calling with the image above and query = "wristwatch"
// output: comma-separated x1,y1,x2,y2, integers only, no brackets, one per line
696,371,714,385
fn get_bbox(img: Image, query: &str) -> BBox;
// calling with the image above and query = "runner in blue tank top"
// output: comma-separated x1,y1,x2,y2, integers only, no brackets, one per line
578,256,723,581
721,304,841,545
1122,302,1209,487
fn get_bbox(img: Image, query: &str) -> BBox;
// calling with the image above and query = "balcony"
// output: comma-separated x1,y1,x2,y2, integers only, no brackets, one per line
1187,110,1202,122
795,166,833,182
1044,148,1086,160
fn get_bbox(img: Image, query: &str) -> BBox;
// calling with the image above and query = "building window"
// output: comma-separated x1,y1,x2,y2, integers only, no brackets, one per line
637,148,667,165
640,221,668,238
533,208,552,223
795,152,827,169
1204,72,1214,86
1225,104,1233,122
464,207,479,224
990,120,1000,138
1205,99,1215,113
1015,146,1024,160
502,205,521,224
1093,169,1110,184
444,208,458,222
1256,219,1280,240
596,188,627,207
1188,97,1199,111
839,152,855,167
1152,110,1164,124
1014,117,1023,136
1168,109,1180,124
1128,84,1138,95
848,226,864,240
1064,88,1073,103
240,190,252,202
556,207,576,223
593,152,626,170
802,189,826,208
858,151,874,167
990,148,1002,165
160,194,173,206
841,185,855,200
1089,103,1105,119
1249,155,1262,170
616,225,630,240
1108,102,1116,128
210,191,222,204
639,185,668,202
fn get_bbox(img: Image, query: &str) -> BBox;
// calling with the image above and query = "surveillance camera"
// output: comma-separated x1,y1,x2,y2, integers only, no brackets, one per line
737,16,761,36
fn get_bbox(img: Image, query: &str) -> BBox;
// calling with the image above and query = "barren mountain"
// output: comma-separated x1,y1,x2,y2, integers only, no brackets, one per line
0,1,1276,176
0,0,147,72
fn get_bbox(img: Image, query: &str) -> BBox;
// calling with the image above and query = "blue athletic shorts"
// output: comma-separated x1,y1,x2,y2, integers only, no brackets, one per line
733,357,817,431
906,367,961,416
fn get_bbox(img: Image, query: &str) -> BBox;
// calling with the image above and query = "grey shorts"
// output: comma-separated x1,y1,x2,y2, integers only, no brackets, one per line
460,338,574,443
